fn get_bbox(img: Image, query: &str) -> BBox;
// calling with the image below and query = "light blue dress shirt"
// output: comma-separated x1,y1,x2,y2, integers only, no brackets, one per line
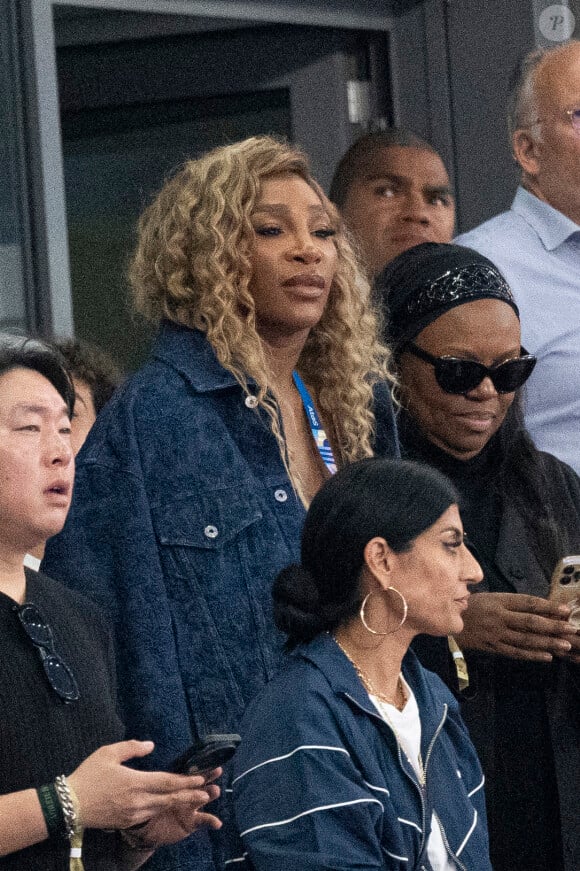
455,186,580,473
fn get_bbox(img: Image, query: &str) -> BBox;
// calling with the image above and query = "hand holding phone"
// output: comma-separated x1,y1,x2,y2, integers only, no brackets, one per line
549,556,580,628
170,733,241,775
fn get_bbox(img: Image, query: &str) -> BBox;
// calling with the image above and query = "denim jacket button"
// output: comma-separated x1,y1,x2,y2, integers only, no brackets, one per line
244,395,258,409
274,488,288,503
204,524,219,539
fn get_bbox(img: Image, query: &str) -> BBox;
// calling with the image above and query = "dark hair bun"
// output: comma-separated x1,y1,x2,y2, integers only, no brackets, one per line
272,459,458,648
273,565,327,645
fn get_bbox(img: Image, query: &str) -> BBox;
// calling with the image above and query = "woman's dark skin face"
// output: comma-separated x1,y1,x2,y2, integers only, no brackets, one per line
398,298,521,460
400,297,580,669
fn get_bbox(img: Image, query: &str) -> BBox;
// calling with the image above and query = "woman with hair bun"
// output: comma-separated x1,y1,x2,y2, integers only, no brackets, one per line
43,135,397,870
233,457,490,871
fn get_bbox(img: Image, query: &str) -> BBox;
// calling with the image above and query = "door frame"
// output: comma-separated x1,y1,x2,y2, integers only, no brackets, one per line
21,0,407,334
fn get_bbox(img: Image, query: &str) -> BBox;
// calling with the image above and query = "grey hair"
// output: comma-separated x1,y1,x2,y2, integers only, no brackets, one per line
507,40,580,140
507,48,546,140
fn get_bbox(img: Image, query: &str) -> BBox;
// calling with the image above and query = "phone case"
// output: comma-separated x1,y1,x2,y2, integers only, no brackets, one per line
549,555,580,628
171,733,241,774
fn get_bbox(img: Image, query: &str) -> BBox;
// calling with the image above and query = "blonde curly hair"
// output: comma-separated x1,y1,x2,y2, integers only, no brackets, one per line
130,135,393,494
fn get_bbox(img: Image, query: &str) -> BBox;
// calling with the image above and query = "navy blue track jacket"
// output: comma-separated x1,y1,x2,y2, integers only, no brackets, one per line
233,633,492,870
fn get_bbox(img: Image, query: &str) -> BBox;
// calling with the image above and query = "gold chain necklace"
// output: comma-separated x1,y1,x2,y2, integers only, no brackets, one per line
332,636,425,784
332,635,408,712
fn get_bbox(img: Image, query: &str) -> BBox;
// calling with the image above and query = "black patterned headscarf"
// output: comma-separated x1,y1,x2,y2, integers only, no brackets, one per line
375,242,519,349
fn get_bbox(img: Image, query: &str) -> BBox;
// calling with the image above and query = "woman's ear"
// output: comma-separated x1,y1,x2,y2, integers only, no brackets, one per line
363,537,393,587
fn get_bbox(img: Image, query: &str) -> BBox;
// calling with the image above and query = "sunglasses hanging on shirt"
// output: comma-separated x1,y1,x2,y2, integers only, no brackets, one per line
404,342,537,395
15,603,81,703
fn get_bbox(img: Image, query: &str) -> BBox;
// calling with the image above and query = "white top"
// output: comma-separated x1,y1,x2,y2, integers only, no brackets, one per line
23,553,41,571
371,681,456,871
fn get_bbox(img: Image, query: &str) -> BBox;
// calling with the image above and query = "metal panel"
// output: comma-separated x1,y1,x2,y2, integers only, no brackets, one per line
0,0,29,332
52,0,394,30
446,0,535,232
22,0,74,334
388,0,455,203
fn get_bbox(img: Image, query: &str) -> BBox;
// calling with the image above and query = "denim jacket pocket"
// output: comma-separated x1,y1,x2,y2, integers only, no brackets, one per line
151,488,269,731
154,487,263,550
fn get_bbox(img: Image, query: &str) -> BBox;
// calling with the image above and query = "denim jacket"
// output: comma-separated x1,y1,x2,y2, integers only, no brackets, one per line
43,320,398,870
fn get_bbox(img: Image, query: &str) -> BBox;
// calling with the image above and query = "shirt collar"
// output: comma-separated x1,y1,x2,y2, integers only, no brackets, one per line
512,186,580,251
151,319,245,393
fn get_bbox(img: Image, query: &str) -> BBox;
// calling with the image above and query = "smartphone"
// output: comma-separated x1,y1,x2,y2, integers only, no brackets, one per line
549,556,580,628
170,733,241,775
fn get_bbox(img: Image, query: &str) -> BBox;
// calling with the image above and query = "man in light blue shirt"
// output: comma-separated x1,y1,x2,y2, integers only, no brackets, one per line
456,41,580,473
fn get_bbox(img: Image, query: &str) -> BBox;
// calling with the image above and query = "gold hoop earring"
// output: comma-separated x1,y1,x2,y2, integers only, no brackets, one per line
359,587,408,636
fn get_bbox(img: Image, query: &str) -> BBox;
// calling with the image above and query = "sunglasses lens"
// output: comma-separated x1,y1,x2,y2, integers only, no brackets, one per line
42,655,80,702
491,357,536,392
435,359,483,394
17,603,80,703
572,109,580,132
19,604,52,646
434,355,536,394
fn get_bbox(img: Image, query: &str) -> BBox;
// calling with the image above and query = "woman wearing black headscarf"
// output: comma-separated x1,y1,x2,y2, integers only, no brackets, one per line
376,242,580,871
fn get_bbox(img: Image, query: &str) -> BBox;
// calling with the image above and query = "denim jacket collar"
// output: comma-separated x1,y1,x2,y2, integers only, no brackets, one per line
152,319,248,394
151,321,401,462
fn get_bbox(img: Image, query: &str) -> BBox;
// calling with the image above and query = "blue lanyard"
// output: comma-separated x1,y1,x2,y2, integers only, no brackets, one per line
292,371,337,475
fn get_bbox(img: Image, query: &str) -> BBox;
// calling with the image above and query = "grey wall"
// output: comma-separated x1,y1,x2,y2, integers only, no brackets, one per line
446,0,535,231
0,0,28,331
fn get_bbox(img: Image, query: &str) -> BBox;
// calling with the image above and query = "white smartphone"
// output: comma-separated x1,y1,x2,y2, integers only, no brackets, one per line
549,556,580,628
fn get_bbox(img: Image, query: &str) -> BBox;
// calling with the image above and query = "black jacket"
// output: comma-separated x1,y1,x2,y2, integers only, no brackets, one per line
405,426,580,871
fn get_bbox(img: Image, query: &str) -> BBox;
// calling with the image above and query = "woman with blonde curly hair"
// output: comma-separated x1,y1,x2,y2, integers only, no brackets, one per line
44,135,398,871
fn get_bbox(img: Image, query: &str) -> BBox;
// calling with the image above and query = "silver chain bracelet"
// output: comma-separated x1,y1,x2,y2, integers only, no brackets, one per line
54,774,78,840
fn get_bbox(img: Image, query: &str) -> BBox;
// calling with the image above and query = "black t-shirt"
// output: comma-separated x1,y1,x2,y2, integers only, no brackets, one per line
0,569,124,870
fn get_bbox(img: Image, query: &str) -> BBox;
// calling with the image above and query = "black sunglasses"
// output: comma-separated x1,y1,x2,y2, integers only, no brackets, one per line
16,603,80,703
405,342,537,395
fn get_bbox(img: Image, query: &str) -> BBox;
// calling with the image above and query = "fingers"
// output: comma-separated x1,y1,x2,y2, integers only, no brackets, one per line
464,592,578,652
204,784,221,803
470,591,571,619
517,595,572,620
192,812,222,831
504,606,578,654
483,641,554,662
504,610,577,639
132,765,224,794
555,632,580,662
125,785,222,833
516,631,580,662
131,781,221,819
497,619,573,658
201,767,223,785
136,771,218,796
108,740,155,764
